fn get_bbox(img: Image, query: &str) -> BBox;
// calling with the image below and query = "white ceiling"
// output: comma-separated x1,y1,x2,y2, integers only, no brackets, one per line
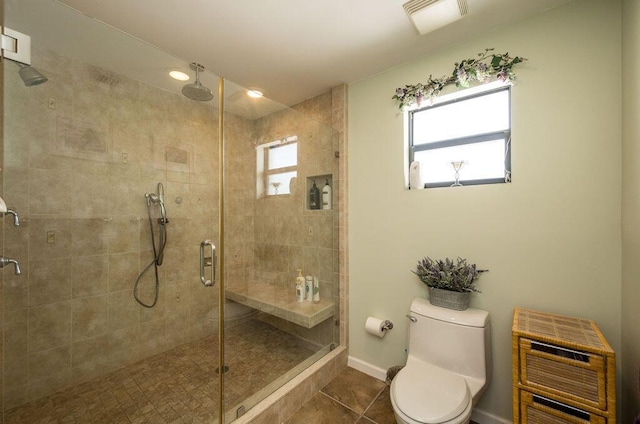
8,0,570,107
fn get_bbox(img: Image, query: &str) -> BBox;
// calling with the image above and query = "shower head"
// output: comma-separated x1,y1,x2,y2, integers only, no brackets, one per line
17,63,48,87
182,63,213,102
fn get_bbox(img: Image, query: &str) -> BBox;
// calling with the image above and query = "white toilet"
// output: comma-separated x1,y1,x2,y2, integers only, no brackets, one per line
390,298,492,424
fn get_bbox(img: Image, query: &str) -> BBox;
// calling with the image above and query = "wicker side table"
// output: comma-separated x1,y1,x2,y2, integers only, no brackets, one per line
512,308,615,423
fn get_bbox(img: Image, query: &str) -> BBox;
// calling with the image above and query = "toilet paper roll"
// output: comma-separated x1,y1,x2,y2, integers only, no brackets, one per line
365,316,387,338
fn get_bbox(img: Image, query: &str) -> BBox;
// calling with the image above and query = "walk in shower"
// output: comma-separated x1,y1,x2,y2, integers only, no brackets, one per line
0,0,343,422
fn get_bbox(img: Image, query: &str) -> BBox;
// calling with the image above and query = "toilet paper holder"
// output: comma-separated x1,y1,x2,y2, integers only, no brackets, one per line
382,320,393,331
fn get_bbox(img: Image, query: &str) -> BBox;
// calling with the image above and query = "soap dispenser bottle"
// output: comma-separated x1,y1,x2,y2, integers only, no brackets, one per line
322,179,332,210
295,269,305,302
309,180,320,209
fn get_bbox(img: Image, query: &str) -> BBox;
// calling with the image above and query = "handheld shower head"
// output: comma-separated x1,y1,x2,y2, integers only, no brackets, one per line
156,183,167,223
135,182,169,308
145,183,167,223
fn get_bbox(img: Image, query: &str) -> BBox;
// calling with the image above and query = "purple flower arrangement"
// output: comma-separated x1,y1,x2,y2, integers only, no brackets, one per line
392,48,527,109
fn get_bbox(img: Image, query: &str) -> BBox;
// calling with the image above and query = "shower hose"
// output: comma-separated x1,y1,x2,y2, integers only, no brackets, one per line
133,201,168,308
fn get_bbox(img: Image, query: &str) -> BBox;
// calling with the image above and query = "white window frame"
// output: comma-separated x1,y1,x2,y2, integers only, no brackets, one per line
256,136,298,198
407,83,512,188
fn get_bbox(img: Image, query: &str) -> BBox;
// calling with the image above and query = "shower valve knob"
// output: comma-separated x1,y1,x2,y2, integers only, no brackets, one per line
5,208,20,226
0,256,21,275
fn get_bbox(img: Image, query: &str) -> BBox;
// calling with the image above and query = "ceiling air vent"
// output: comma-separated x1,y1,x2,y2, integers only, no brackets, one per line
403,0,469,35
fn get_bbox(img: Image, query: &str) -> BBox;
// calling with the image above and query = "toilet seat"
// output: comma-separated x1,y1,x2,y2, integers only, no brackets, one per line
390,360,471,424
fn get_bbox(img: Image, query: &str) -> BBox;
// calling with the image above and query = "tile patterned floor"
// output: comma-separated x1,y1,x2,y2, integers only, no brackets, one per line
5,332,479,424
287,367,480,424
4,320,318,424
285,367,395,424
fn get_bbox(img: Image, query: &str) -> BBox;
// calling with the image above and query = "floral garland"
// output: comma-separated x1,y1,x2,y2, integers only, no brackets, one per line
392,48,527,109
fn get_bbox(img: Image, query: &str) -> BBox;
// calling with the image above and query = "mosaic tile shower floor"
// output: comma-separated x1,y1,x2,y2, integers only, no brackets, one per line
4,320,318,424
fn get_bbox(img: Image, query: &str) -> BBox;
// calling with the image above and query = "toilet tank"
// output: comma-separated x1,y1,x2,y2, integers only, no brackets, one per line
408,298,491,383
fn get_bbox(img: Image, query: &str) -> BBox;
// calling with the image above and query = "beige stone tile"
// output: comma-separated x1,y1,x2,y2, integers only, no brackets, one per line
72,295,108,341
4,216,29,260
69,173,109,217
71,218,107,256
164,280,190,316
4,383,28,411
363,385,396,424
71,254,108,298
4,320,28,387
105,216,140,253
108,290,140,331
28,368,72,402
285,392,359,424
71,335,109,369
139,284,165,322
28,218,73,261
321,367,386,415
29,258,72,307
108,252,140,292
28,301,72,352
138,318,167,356
28,344,71,382
162,246,199,284
108,176,145,218
108,325,139,354
4,282,28,323
28,168,73,215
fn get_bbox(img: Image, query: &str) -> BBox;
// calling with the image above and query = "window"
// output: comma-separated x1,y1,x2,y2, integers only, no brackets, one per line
408,83,511,188
256,136,297,197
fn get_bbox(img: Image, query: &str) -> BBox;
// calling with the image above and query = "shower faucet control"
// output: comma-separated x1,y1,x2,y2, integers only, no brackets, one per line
5,208,20,226
0,256,21,275
0,196,20,226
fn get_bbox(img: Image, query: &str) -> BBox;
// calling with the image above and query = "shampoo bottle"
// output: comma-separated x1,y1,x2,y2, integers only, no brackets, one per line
322,179,332,210
309,180,320,209
313,277,320,303
305,275,313,302
296,269,305,302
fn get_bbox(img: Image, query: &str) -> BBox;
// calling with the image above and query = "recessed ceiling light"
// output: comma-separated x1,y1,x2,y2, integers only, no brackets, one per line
169,70,190,81
247,89,263,98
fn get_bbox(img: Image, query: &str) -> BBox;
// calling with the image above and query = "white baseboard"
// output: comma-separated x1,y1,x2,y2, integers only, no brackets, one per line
347,355,387,381
347,355,512,424
471,409,512,424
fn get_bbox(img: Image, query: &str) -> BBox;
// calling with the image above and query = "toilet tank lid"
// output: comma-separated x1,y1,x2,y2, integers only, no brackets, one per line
410,298,489,328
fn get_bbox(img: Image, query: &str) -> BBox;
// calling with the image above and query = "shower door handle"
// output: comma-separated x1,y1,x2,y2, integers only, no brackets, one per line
200,240,216,287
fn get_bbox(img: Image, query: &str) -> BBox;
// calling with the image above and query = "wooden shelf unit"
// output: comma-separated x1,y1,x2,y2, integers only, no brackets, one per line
512,308,616,423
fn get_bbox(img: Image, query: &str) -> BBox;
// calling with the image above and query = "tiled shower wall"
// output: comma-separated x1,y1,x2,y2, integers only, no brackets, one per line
225,100,340,346
1,46,342,411
2,47,221,409
251,103,339,345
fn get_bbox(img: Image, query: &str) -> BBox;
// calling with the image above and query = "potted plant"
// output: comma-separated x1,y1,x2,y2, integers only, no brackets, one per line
412,257,487,311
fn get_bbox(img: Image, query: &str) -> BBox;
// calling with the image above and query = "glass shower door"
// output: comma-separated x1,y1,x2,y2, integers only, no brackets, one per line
221,79,340,420
1,0,222,422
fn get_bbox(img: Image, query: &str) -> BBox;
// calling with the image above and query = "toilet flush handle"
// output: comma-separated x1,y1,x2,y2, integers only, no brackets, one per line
405,314,417,322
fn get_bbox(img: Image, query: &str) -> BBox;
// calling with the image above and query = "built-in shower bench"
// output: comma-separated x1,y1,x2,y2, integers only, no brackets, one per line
225,280,334,328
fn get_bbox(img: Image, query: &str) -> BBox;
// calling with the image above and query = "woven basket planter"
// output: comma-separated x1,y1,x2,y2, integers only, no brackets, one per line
427,287,470,311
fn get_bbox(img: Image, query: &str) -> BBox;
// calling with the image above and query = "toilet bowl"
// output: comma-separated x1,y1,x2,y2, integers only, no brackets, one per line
390,361,472,424
389,298,491,424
